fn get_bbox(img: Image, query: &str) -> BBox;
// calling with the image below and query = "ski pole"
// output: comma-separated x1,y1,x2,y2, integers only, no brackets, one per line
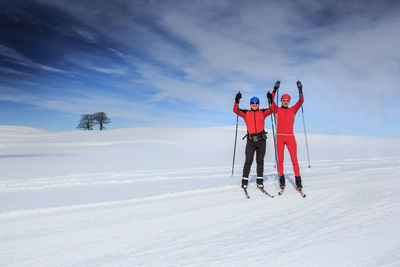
268,95,279,174
272,81,280,168
231,91,240,177
274,82,279,135
297,80,311,168
271,81,281,190
271,80,280,172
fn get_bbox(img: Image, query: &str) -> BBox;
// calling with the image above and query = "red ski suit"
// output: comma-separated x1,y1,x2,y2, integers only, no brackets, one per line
271,92,304,177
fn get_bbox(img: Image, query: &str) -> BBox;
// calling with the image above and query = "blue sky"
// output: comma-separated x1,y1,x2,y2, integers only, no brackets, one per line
0,0,399,137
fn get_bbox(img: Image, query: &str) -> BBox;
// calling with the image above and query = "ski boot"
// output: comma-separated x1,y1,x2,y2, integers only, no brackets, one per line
295,176,306,198
241,177,250,199
256,177,264,188
279,175,285,189
278,175,285,195
241,177,249,189
295,176,303,189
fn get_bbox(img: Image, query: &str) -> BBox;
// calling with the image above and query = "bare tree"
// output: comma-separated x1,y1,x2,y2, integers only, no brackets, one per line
77,114,96,130
93,112,110,130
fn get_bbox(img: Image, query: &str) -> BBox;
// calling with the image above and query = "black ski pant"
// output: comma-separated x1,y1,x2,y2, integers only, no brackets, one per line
242,138,266,178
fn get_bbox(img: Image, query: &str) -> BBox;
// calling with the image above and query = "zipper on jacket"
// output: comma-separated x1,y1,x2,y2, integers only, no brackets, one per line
254,111,257,133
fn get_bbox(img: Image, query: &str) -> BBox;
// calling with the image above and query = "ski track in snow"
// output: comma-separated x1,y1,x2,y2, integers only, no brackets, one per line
1,157,400,266
1,127,400,266
1,157,400,220
2,157,399,193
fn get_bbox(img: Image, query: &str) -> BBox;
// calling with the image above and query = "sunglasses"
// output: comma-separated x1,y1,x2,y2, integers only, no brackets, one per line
281,99,290,102
251,102,259,105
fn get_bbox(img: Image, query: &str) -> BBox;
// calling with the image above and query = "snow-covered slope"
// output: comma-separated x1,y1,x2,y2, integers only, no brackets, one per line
1,126,400,266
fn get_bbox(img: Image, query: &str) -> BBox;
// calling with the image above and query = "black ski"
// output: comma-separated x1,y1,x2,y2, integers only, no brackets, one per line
278,187,306,198
278,187,285,195
297,188,306,198
258,187,274,198
242,188,250,199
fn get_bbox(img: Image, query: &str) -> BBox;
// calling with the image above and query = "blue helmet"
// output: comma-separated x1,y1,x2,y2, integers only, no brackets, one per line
250,96,259,104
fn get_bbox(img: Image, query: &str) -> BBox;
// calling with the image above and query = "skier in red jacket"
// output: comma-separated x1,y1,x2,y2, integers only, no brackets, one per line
233,92,273,189
269,81,304,190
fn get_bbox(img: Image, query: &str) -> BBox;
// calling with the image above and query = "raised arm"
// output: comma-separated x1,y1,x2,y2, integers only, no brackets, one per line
233,92,246,118
292,92,304,114
263,106,272,117
266,91,277,116
233,102,246,118
269,91,278,114
271,80,280,114
292,80,304,114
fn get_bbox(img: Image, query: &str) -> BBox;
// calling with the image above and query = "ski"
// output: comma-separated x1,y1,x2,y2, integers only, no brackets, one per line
278,187,285,195
242,188,250,199
257,187,274,198
278,187,306,198
297,188,306,198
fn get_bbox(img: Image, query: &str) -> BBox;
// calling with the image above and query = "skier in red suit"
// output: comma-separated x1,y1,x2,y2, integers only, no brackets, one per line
269,81,304,190
233,92,273,189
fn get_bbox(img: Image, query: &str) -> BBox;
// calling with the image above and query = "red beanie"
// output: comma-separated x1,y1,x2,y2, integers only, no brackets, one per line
281,94,291,101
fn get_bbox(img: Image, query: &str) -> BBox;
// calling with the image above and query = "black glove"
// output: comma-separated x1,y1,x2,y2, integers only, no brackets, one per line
297,80,303,93
235,92,242,103
267,91,273,104
273,80,280,93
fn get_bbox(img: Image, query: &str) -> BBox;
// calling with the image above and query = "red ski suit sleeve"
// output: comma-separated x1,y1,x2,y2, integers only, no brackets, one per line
271,92,304,134
233,102,272,134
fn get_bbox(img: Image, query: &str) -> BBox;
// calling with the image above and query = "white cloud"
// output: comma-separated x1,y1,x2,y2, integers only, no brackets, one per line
70,26,99,44
89,67,126,75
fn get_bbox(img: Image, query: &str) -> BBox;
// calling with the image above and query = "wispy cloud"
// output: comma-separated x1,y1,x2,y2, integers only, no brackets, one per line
68,26,100,44
88,67,127,75
0,44,67,73
0,84,203,127
0,66,26,75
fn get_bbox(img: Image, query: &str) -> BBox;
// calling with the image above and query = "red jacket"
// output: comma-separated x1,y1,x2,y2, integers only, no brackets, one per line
271,92,304,134
233,103,272,135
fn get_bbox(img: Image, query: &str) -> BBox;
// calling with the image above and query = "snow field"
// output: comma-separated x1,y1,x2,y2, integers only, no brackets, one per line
1,126,400,266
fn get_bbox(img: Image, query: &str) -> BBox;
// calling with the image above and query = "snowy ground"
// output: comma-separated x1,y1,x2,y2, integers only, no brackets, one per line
1,126,400,266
